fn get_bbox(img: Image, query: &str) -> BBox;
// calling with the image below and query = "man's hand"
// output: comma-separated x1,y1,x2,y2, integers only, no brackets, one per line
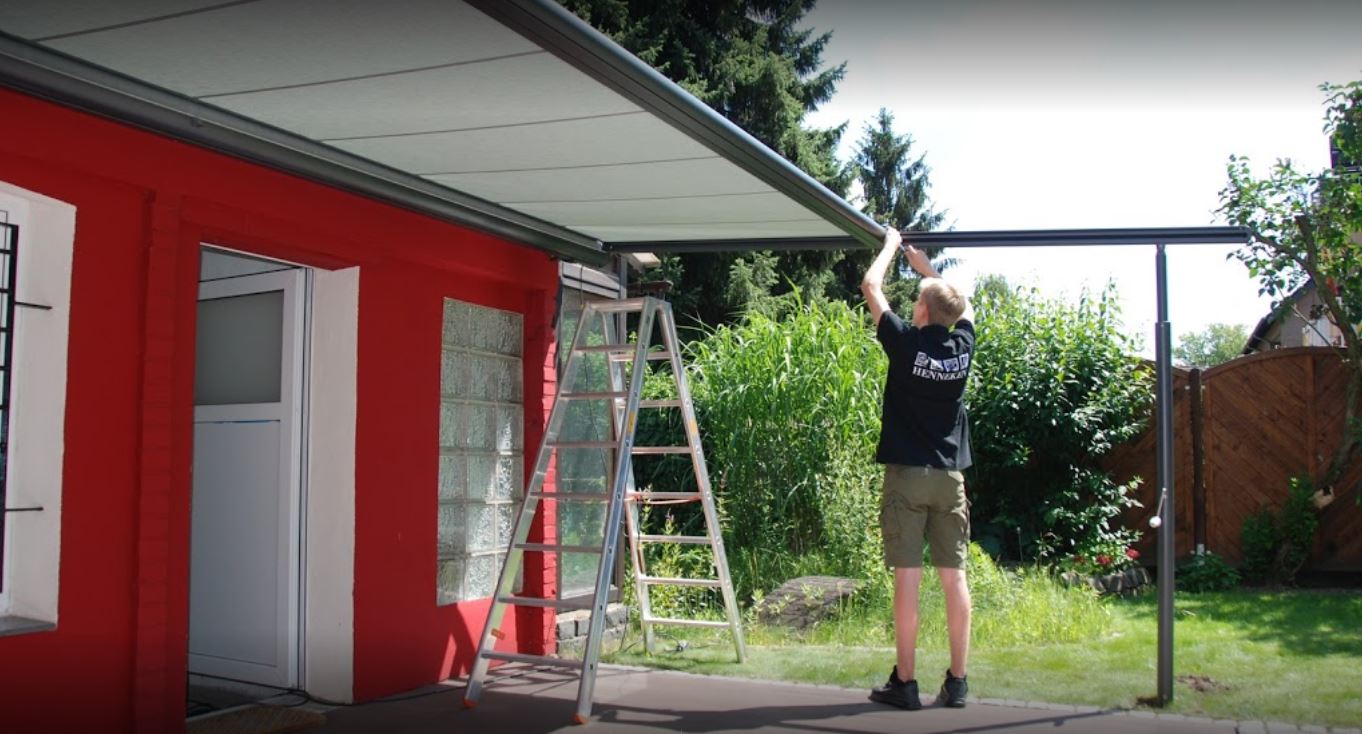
902,242,938,279
883,227,902,253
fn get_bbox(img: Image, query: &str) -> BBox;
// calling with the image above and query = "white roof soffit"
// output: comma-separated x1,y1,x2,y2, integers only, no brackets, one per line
0,0,882,263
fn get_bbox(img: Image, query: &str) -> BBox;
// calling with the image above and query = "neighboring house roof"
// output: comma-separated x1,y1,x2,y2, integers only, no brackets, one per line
1243,282,1322,354
1244,284,1301,354
0,0,881,266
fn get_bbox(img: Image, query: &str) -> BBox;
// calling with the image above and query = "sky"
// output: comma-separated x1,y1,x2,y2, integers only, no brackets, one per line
801,0,1362,354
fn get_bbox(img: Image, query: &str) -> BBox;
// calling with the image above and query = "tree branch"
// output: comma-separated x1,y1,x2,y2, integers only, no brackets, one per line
1292,215,1362,493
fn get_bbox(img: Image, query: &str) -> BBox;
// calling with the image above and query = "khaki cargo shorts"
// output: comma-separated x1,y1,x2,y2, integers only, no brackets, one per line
879,464,970,569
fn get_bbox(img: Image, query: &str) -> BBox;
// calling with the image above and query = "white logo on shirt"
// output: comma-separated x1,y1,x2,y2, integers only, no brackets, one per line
911,350,970,382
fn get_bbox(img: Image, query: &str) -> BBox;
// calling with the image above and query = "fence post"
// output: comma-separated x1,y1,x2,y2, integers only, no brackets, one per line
1190,368,1205,552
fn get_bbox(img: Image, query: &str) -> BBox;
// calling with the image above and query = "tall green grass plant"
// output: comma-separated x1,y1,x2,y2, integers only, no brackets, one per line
614,544,1111,653
634,295,886,601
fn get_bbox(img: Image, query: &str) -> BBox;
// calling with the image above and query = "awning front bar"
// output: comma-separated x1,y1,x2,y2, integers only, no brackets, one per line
608,227,1251,254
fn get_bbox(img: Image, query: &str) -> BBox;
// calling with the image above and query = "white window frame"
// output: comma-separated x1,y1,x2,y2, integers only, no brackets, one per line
0,182,74,629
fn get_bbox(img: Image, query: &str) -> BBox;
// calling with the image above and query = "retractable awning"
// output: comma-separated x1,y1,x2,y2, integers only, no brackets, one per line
0,0,881,265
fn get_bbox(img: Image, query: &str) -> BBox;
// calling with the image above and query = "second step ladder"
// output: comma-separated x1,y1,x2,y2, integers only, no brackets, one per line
463,296,746,724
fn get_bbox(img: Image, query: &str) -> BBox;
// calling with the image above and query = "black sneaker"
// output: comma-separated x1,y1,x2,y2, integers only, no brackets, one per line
939,669,968,708
869,666,921,710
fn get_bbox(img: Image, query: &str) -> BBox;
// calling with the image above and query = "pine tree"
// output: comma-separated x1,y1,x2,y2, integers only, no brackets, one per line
839,108,948,309
561,0,855,326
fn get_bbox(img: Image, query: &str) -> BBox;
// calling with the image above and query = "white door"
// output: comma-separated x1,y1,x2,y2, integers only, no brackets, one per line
189,266,305,687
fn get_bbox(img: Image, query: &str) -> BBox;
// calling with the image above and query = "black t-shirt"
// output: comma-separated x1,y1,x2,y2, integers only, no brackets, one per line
874,311,974,469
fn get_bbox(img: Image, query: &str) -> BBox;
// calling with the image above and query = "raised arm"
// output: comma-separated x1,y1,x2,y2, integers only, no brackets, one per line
861,227,901,326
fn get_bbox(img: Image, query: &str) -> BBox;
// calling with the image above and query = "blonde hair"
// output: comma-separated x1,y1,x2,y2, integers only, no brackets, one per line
919,278,967,327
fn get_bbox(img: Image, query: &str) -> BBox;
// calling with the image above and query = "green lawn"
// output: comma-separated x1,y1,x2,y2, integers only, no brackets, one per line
602,589,1362,728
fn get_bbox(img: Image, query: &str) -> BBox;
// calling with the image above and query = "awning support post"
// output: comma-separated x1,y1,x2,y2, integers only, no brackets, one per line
1154,243,1176,705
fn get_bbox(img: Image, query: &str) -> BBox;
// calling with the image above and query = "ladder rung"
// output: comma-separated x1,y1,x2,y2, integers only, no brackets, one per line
481,651,585,670
637,534,711,545
588,298,648,313
551,441,617,449
573,343,667,355
514,543,603,553
639,399,683,408
628,491,701,502
497,595,594,610
559,390,627,400
530,491,701,503
631,446,691,455
641,617,730,629
573,343,639,353
608,351,672,362
639,576,723,588
530,492,612,502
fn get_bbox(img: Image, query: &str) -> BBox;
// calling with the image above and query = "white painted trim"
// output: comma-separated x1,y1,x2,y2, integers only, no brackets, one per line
0,182,74,624
303,266,358,703
200,248,294,281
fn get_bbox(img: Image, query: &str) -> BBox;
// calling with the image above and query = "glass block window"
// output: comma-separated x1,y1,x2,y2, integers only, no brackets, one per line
555,290,619,599
437,298,523,604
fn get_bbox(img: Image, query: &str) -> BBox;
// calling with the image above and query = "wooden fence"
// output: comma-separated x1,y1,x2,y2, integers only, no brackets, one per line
1105,347,1362,571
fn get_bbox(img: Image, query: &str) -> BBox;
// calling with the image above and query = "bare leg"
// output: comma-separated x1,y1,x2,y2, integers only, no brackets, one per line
937,566,972,677
893,567,924,680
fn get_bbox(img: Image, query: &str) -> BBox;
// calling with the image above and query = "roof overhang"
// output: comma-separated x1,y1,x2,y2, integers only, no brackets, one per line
0,28,607,264
0,0,882,265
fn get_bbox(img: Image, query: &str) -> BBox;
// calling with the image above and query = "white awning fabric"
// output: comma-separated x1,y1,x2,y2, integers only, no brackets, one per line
0,0,881,261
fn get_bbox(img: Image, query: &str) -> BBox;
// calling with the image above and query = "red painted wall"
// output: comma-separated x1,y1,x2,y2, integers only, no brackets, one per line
0,89,560,732
350,259,559,701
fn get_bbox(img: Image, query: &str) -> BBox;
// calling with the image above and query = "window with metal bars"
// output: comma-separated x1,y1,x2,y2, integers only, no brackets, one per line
0,222,18,594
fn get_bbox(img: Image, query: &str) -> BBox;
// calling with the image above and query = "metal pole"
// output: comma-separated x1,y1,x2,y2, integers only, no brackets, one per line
1154,244,1176,705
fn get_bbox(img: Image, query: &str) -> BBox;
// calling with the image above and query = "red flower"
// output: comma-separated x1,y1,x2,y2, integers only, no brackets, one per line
1126,548,1140,560
1096,554,1112,566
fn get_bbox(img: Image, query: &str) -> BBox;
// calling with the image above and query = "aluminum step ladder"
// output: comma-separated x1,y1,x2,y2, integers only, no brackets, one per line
462,296,745,724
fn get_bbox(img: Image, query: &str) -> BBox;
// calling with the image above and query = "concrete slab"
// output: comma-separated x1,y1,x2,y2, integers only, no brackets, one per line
315,665,1243,733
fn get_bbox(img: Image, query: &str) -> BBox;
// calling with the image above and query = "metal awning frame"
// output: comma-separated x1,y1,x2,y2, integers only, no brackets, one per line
895,225,1250,708
620,224,1251,707
607,226,1250,253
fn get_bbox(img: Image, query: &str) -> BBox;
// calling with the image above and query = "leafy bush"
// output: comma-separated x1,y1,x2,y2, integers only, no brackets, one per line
1240,508,1278,583
1240,474,1321,585
1177,549,1241,592
966,283,1152,565
1058,542,1141,577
